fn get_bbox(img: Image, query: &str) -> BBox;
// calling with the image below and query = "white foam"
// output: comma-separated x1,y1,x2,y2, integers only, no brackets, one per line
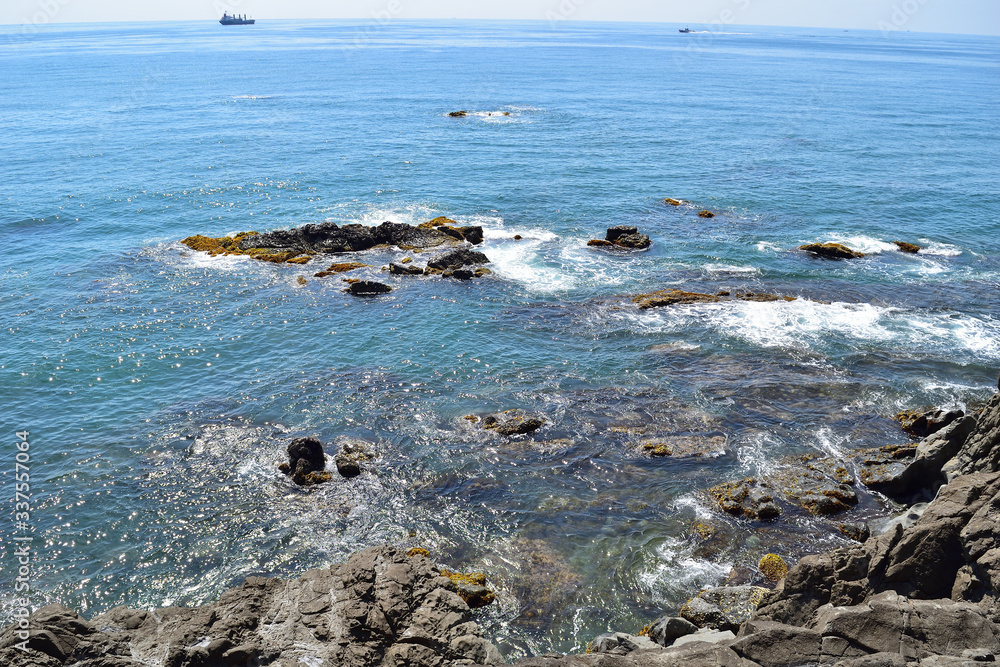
621,298,1000,360
704,263,760,276
638,536,731,603
756,241,784,253
918,241,963,257
817,234,898,255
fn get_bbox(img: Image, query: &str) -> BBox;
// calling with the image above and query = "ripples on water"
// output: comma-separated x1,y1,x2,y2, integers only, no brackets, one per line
1,19,999,657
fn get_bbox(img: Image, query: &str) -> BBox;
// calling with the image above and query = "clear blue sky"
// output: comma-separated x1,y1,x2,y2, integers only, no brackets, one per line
3,0,999,35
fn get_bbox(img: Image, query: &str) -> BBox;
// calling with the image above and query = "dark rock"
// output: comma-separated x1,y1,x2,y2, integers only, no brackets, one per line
664,198,684,206
679,586,769,633
481,409,545,436
448,110,468,117
798,242,865,259
612,233,652,249
590,225,652,250
348,280,392,296
697,210,715,218
943,392,1000,479
335,455,361,478
0,545,502,667
894,241,922,254
649,616,698,647
282,436,328,485
452,268,475,280
895,407,965,438
860,417,976,501
389,262,424,275
456,226,484,245
229,220,461,256
606,225,638,242
839,523,871,543
731,620,821,667
426,248,490,271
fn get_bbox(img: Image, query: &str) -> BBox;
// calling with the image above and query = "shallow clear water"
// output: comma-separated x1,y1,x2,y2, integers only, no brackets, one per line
1,19,999,656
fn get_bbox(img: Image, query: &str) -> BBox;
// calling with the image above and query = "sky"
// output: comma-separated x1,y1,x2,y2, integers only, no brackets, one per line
2,0,999,36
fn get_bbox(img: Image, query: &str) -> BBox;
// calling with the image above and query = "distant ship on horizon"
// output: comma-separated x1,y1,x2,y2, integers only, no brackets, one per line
220,12,255,25
679,28,692,33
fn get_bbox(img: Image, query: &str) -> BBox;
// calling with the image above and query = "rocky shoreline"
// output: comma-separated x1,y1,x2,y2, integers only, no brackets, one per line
3,384,999,667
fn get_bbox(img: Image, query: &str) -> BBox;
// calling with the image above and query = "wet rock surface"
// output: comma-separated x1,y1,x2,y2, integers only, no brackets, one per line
0,545,502,667
587,225,652,250
633,288,796,310
348,280,393,296
798,242,866,259
481,409,546,436
278,435,331,485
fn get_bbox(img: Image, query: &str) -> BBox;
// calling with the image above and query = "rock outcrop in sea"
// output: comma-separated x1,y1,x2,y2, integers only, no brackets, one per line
587,225,652,250
181,219,485,266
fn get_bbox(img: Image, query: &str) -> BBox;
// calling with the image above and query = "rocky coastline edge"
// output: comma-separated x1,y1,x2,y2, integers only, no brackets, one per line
3,383,1000,667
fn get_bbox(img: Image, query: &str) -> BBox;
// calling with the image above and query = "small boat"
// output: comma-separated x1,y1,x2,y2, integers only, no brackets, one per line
679,28,692,33
220,12,255,25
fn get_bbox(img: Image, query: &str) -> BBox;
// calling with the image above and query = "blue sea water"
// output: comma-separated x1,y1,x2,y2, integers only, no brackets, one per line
1,18,999,656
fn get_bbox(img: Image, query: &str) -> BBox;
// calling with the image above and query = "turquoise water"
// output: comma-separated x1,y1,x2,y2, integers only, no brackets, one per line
1,19,999,656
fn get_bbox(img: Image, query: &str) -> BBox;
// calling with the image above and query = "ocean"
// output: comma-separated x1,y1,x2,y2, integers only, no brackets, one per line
1,18,998,657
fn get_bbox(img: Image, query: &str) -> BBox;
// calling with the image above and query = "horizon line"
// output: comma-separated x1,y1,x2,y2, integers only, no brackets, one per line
1,16,998,39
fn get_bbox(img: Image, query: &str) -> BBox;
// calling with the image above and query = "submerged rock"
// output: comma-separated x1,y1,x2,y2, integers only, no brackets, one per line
798,242,865,259
641,435,727,458
481,409,546,436
448,110,468,117
709,478,782,521
768,461,858,516
697,210,715,218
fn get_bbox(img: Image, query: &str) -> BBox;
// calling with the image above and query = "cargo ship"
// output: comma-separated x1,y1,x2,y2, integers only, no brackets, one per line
220,12,255,25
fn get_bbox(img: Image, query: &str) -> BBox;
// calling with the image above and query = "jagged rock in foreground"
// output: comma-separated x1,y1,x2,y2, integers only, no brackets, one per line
0,545,501,667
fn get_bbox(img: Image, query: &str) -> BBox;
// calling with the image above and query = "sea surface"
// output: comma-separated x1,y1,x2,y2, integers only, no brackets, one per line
1,18,999,657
